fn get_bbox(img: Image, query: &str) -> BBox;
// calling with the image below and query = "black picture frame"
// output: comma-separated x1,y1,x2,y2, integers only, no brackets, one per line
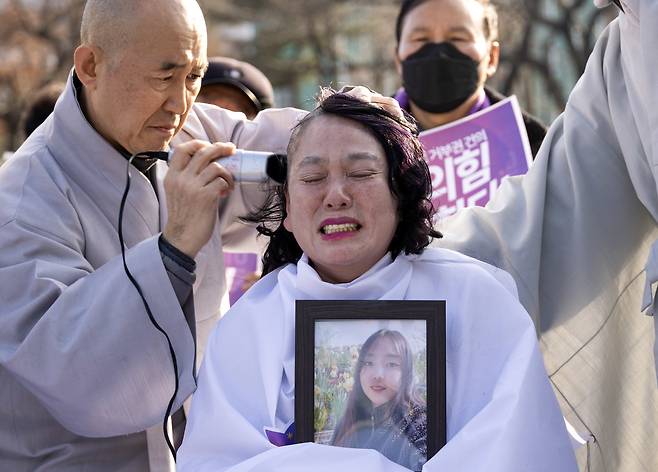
295,300,446,470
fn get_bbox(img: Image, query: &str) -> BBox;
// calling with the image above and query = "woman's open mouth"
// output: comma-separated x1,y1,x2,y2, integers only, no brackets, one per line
320,223,360,235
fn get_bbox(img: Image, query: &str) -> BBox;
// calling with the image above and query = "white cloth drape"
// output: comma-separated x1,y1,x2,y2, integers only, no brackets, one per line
177,249,577,472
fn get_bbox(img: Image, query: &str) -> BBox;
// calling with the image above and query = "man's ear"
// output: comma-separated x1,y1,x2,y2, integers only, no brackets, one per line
74,45,102,90
486,41,500,78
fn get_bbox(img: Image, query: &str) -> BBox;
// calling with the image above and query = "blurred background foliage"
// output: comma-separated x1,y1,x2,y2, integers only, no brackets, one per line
0,0,619,154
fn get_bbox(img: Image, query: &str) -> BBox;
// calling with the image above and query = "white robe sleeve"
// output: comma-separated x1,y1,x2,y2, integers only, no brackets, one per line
0,220,196,437
177,266,576,472
439,0,658,367
437,6,658,470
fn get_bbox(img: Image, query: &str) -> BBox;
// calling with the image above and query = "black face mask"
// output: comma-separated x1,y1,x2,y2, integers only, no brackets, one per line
401,42,480,114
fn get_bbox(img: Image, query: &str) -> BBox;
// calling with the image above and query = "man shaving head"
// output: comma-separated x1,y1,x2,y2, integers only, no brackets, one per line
74,0,209,155
0,0,405,470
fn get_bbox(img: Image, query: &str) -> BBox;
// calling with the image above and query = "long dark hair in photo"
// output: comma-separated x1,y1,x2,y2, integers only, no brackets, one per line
244,88,441,275
331,329,425,446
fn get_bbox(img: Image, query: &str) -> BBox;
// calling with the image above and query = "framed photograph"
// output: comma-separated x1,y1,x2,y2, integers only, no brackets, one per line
295,300,446,472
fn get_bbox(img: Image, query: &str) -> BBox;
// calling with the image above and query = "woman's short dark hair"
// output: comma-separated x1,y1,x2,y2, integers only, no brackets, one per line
246,88,441,275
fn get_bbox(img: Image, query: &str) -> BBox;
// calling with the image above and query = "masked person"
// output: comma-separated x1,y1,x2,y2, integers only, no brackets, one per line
394,0,546,156
176,90,576,472
0,0,393,469
438,1,658,470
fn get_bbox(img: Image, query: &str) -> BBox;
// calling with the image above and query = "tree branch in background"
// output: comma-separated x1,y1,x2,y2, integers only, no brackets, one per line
0,0,84,151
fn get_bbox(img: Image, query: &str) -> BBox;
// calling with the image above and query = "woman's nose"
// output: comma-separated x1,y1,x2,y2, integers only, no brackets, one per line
372,366,385,379
323,178,351,209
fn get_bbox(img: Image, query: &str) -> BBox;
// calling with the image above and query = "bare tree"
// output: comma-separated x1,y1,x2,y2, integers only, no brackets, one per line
492,0,618,120
202,0,400,108
0,0,620,152
0,0,84,152
200,0,617,117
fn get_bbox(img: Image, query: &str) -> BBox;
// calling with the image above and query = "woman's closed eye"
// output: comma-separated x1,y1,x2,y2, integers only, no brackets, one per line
348,169,381,179
299,173,326,184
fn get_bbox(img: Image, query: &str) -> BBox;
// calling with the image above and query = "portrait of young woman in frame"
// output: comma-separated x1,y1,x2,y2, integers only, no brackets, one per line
295,300,446,472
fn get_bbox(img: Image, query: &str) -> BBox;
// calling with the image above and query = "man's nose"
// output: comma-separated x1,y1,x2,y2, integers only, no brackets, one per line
164,83,188,115
323,178,351,209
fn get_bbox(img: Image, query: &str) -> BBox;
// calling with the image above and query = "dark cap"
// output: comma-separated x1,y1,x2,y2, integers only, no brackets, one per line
202,57,274,111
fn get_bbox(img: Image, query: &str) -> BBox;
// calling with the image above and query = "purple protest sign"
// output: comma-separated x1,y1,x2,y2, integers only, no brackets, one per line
223,252,259,305
419,96,532,220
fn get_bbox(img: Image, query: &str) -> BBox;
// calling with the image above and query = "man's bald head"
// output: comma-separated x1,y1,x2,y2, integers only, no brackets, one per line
80,0,139,60
75,0,209,154
80,0,207,63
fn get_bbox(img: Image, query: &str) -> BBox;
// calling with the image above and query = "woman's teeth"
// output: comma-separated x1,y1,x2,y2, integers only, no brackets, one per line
322,223,358,234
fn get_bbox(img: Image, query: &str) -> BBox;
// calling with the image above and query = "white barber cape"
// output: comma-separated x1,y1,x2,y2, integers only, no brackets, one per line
177,248,577,472
438,1,658,470
0,71,303,471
